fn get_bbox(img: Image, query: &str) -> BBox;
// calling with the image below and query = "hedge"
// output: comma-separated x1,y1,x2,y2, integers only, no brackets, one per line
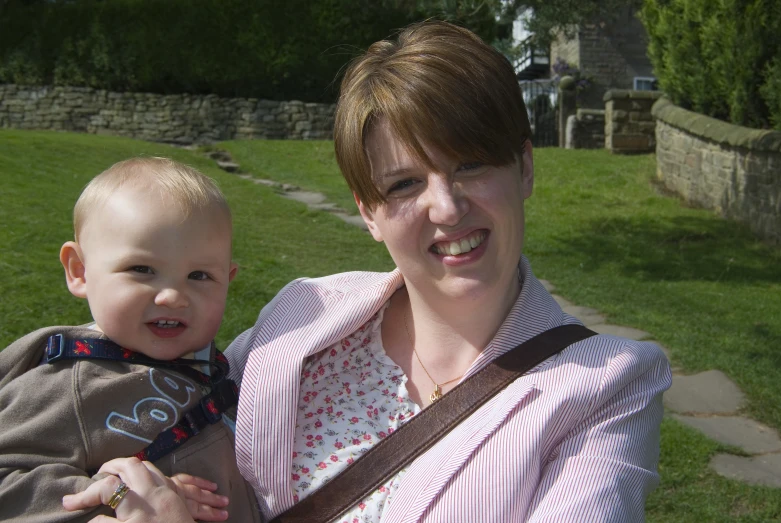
0,0,419,102
641,0,781,130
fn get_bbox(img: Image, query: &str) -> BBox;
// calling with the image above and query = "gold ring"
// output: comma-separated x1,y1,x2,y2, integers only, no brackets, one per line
107,481,130,510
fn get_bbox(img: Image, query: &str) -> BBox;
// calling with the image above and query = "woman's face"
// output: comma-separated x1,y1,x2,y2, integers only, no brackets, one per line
358,120,534,305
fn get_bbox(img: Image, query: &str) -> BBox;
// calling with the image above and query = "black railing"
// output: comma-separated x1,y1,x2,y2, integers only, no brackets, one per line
519,79,558,147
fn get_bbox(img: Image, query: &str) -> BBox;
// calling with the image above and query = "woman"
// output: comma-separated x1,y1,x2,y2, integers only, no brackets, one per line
65,20,671,522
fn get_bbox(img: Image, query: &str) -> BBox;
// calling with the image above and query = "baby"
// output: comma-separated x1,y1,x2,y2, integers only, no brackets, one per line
0,157,259,522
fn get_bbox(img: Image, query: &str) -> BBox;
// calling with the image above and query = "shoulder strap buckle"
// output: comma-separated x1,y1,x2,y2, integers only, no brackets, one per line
45,334,65,363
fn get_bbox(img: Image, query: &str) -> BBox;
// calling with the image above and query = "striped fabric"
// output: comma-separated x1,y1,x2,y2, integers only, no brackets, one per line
225,257,671,522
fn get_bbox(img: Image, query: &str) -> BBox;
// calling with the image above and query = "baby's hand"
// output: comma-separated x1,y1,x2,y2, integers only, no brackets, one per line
170,473,230,521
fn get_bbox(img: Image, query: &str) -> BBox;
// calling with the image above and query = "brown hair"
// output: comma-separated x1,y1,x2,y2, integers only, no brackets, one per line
334,20,532,209
74,157,231,241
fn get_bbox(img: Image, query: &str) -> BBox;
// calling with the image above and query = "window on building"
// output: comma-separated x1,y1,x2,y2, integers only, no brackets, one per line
633,77,658,91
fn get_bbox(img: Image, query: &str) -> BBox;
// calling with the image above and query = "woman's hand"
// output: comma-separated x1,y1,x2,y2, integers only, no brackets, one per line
170,472,231,519
62,458,229,522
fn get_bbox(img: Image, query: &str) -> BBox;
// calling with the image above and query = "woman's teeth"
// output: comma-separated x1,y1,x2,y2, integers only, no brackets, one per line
154,320,181,328
432,231,486,256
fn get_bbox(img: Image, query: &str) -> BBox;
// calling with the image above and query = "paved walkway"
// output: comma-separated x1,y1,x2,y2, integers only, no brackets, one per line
208,149,781,489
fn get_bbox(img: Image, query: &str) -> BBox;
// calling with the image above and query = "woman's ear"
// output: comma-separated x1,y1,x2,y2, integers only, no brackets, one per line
521,140,535,199
355,192,384,242
60,241,88,299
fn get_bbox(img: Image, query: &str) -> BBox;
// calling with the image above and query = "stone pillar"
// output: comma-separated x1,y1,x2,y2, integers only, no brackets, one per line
565,115,577,149
604,89,662,153
567,109,606,149
558,76,577,148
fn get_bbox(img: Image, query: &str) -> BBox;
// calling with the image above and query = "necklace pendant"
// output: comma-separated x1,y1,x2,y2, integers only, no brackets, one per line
430,385,442,403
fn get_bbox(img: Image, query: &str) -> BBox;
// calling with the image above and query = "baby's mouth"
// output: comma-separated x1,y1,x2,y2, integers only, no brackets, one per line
146,319,187,338
152,320,182,329
430,230,487,256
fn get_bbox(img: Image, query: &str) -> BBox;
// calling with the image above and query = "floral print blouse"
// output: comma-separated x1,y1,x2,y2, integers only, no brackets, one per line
291,303,421,523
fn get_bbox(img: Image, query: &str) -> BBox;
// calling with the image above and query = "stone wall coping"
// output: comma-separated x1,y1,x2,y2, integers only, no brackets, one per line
603,89,663,102
652,97,781,152
577,109,606,117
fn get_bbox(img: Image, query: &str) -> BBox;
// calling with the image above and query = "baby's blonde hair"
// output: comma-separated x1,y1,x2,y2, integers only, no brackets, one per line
73,157,231,241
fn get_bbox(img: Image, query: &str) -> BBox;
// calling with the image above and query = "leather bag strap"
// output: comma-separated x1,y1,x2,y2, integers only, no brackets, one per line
271,323,596,523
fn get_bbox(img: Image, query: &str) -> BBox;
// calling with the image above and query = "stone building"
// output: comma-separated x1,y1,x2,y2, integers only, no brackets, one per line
513,7,654,104
548,7,655,109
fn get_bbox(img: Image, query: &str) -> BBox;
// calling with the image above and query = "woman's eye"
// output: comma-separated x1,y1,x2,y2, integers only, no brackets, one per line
189,271,211,281
129,266,153,274
387,179,417,193
458,161,485,172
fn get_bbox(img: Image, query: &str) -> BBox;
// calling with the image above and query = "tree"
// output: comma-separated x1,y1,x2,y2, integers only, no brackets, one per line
506,0,643,48
412,0,642,54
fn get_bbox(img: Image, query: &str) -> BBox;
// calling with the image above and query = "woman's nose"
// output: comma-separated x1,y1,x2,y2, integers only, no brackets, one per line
425,178,469,226
154,287,189,308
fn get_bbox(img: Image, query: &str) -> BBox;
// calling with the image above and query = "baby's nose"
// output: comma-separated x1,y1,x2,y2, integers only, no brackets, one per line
154,287,189,308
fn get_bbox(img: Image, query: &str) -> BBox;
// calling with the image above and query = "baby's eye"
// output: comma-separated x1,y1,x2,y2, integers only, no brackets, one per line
129,266,153,274
189,271,212,281
387,179,418,193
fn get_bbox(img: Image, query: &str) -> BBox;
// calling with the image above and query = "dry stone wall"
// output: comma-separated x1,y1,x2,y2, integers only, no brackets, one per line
0,84,335,143
653,98,781,245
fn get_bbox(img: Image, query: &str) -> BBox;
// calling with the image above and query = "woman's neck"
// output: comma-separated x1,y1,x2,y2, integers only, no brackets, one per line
402,274,521,372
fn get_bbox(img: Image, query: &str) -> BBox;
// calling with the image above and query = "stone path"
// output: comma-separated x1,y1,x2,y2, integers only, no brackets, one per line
206,149,368,230
547,283,781,488
207,148,781,489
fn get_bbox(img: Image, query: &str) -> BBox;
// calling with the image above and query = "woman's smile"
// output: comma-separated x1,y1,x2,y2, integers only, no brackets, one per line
429,229,488,256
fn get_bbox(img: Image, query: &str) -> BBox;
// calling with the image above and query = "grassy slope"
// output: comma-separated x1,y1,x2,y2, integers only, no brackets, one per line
220,140,357,214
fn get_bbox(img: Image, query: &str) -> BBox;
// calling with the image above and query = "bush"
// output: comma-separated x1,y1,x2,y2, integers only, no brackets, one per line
641,0,781,130
0,0,419,102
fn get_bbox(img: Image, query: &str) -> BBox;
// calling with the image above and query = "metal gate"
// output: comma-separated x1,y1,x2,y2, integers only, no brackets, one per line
519,79,558,147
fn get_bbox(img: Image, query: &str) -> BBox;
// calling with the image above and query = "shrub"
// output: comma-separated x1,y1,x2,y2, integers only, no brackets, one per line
0,0,419,102
641,0,781,130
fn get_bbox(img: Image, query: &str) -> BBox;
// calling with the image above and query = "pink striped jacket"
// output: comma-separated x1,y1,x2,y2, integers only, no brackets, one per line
226,258,671,522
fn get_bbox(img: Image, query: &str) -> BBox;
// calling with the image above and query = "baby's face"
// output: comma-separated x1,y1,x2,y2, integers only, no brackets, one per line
74,187,237,359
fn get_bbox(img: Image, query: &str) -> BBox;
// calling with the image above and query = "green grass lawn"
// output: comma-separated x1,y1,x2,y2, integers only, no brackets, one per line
2,130,780,520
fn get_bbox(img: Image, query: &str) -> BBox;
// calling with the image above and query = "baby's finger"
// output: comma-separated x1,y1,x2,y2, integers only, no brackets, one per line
171,472,218,492
63,475,122,511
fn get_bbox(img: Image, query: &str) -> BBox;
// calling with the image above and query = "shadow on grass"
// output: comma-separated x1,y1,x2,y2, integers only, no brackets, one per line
555,214,781,284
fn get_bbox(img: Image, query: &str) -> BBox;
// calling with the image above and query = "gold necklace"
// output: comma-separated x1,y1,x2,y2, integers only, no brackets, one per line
404,309,463,403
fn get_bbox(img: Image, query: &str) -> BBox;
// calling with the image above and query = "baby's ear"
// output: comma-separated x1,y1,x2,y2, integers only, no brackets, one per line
60,242,87,298
228,262,239,282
